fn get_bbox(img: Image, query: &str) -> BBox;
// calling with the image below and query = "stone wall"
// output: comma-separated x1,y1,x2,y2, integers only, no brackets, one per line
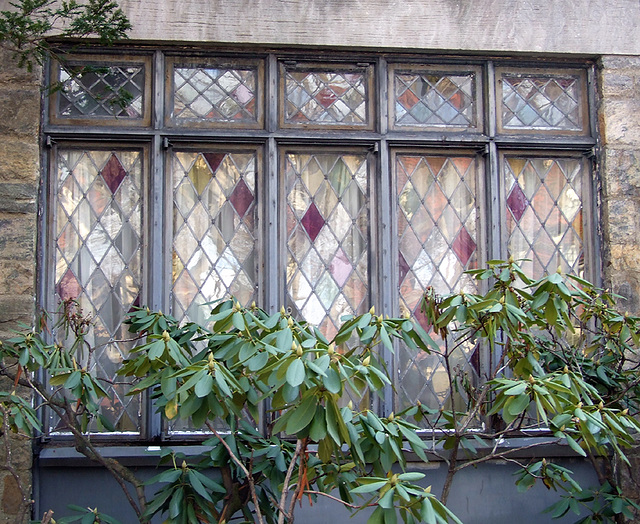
599,56,640,521
0,49,40,523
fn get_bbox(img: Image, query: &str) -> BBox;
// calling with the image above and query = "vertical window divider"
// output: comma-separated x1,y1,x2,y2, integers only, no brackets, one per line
376,57,395,415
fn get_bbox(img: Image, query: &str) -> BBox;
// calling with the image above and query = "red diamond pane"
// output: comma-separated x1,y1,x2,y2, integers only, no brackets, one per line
507,184,528,222
101,155,126,194
229,178,254,218
452,227,476,266
203,152,224,172
57,269,81,300
399,251,410,284
301,203,324,242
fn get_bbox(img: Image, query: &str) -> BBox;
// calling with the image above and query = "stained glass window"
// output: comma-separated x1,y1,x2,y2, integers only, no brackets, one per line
170,62,261,126
505,156,585,279
282,65,372,128
53,147,144,432
395,153,480,412
498,70,586,133
392,67,480,130
285,152,369,339
52,57,150,125
45,53,595,434
171,149,258,325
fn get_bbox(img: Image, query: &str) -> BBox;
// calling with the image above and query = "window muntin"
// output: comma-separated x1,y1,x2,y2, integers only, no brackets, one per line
390,65,483,131
51,145,146,433
166,58,264,128
49,55,152,126
44,52,596,436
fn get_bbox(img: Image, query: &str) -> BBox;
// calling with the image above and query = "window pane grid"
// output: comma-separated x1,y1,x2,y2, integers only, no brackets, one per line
285,152,369,340
282,66,370,127
393,70,477,129
395,153,480,413
505,156,585,279
53,148,144,433
172,66,259,124
44,53,594,436
171,150,258,326
58,65,145,119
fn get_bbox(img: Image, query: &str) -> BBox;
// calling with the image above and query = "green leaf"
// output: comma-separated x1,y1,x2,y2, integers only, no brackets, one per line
286,358,306,388
194,373,213,398
323,367,342,394
286,395,318,435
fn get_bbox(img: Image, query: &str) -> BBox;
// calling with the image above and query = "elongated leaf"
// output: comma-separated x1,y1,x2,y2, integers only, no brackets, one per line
286,395,318,435
286,358,306,388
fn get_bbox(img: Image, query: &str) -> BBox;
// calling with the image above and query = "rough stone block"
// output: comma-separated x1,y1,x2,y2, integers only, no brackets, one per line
600,71,637,99
600,55,640,70
0,139,40,184
600,99,640,147
601,197,640,244
0,295,35,336
602,148,640,198
0,184,37,214
0,213,36,261
0,260,34,296
0,89,40,137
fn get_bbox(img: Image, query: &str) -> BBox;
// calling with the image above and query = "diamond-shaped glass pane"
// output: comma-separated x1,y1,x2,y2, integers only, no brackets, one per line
284,68,369,126
286,153,369,340
173,66,258,124
57,64,145,119
172,150,257,325
52,149,144,433
505,157,584,278
394,71,476,128
396,154,479,413
501,73,583,131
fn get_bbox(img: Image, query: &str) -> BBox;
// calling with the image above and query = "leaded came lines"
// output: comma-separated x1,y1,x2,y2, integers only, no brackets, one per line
171,150,258,325
285,153,369,339
53,148,144,433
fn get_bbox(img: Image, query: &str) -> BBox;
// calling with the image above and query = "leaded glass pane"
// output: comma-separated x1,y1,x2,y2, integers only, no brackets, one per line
395,154,480,413
286,153,369,340
53,148,144,433
173,66,258,124
500,72,583,131
57,65,145,119
283,67,369,126
394,71,476,128
505,157,584,279
171,150,258,326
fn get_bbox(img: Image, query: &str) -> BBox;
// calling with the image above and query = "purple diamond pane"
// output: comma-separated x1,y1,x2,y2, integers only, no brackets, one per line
101,155,126,194
507,184,528,222
452,227,476,266
301,203,324,242
229,179,254,218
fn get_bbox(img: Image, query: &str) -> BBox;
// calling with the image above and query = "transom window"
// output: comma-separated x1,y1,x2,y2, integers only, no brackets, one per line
42,50,597,437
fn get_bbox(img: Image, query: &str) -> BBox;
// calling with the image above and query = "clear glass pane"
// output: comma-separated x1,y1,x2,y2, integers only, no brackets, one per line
171,150,258,326
395,154,480,413
501,72,583,131
57,65,145,119
394,71,476,128
505,156,584,278
284,68,369,126
173,66,258,124
285,152,369,340
53,149,144,433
